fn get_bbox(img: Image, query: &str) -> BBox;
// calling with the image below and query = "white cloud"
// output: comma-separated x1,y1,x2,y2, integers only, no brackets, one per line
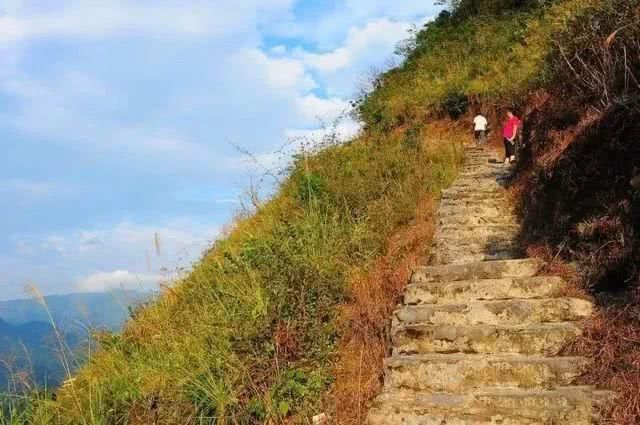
243,49,317,92
285,119,361,144
0,1,296,43
295,94,351,122
0,72,223,170
298,18,414,73
76,270,162,292
5,218,220,299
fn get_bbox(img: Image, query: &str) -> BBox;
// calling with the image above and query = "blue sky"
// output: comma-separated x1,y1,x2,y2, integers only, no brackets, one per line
0,0,442,301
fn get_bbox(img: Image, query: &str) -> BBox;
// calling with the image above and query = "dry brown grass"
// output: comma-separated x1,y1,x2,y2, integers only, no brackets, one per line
328,196,437,425
511,88,640,424
321,122,463,425
563,294,640,424
524,243,593,301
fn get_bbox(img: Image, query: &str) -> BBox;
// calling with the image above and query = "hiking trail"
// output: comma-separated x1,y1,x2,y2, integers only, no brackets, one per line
367,147,613,424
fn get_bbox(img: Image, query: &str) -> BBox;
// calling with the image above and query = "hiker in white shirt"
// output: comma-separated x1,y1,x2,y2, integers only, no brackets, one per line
473,113,488,148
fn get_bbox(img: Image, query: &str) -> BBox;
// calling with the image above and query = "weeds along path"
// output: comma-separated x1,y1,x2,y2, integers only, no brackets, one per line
367,147,614,424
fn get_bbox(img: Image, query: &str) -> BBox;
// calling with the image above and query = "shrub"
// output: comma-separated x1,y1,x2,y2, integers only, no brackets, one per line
441,90,469,119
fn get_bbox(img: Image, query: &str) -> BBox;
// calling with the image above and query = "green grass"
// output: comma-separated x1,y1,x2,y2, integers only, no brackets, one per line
18,129,461,424
358,0,602,131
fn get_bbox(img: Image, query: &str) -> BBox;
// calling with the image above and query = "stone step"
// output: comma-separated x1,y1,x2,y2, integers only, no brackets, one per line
431,243,522,265
433,250,523,266
463,154,493,161
458,170,512,180
384,354,591,392
413,259,541,283
438,205,514,220
393,298,593,327
461,160,502,168
465,150,493,156
461,163,505,171
441,197,512,209
432,237,519,254
439,214,518,227
434,251,524,265
463,156,502,163
367,146,612,425
404,276,567,305
464,153,499,159
436,252,523,265
367,388,613,425
452,177,508,187
433,234,519,247
442,186,505,197
432,244,520,260
441,190,509,202
434,224,520,241
453,179,509,190
392,322,583,356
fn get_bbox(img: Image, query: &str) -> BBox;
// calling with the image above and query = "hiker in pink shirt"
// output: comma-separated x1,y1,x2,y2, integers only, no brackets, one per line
502,109,520,164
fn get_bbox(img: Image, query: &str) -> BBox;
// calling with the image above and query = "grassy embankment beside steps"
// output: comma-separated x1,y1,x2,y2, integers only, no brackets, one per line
10,126,463,424
4,0,640,423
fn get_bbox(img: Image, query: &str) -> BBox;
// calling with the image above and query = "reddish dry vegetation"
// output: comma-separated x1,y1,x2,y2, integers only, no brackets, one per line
328,197,437,424
512,89,640,424
564,296,640,424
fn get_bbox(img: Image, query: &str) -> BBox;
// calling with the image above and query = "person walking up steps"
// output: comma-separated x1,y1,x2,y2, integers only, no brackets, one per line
502,109,520,164
473,112,488,148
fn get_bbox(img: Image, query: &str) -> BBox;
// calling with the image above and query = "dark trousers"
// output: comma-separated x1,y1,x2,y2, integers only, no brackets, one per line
504,138,515,158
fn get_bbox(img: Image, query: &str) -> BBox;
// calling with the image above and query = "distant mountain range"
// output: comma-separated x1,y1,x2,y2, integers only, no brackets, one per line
0,318,75,390
0,290,153,330
0,290,153,390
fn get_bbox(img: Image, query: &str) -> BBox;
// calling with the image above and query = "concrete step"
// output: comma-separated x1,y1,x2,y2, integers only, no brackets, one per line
393,298,593,327
404,276,567,305
392,322,583,356
367,388,613,425
384,354,591,392
413,259,541,283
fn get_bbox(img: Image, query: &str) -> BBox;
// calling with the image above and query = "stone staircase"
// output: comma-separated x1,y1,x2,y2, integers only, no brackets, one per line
367,148,612,424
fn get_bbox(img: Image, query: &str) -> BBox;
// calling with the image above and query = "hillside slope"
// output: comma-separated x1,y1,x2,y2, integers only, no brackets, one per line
6,0,640,423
